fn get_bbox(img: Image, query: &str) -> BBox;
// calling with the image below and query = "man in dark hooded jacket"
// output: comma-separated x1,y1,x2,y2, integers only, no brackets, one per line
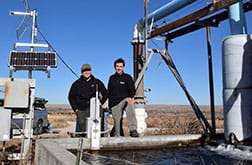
68,64,108,135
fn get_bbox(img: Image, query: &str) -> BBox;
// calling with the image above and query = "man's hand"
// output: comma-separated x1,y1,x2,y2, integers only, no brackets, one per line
75,109,79,114
127,97,134,104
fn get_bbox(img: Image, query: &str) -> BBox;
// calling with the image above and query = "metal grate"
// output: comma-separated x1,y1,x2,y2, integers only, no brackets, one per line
9,51,57,68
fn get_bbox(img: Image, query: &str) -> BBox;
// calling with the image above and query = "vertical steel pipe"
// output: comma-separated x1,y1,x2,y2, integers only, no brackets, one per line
132,40,145,103
228,2,247,35
206,26,216,135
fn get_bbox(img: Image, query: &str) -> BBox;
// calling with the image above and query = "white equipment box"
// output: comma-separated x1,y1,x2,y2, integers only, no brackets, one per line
0,108,11,141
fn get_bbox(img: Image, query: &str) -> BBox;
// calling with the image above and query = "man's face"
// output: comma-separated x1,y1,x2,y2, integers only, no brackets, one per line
82,70,91,78
115,62,124,75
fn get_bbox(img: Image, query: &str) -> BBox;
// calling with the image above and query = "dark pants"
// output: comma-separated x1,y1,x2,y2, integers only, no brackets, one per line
75,107,105,135
76,109,90,134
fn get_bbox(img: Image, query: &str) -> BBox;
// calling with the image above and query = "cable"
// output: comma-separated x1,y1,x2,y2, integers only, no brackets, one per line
37,27,79,78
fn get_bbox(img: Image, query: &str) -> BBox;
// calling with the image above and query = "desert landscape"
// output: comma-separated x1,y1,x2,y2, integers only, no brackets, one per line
46,104,224,136
0,104,224,139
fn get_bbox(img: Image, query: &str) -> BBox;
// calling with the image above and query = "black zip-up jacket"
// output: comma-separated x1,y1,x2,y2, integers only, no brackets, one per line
68,75,108,111
108,72,135,108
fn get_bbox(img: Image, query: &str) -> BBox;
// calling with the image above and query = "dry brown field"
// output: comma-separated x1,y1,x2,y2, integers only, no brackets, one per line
46,104,224,136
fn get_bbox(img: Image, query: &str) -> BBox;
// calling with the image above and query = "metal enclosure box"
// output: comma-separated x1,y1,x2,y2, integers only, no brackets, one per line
4,80,29,108
0,108,11,141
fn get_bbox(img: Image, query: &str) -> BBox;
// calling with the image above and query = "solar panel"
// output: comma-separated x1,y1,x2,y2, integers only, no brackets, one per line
9,51,57,70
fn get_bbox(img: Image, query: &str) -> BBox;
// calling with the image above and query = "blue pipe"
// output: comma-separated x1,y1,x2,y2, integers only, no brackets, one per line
228,2,247,35
137,0,197,28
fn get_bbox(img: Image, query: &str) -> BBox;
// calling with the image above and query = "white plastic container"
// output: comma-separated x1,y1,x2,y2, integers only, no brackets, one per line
222,34,252,142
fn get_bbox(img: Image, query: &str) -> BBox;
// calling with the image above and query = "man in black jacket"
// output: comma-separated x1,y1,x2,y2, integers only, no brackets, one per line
108,58,139,137
68,64,108,135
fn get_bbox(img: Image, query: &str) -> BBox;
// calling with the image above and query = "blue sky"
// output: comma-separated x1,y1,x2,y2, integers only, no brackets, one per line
0,0,251,105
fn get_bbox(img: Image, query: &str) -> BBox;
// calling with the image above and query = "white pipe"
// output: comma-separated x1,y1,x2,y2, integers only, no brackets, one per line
133,0,197,40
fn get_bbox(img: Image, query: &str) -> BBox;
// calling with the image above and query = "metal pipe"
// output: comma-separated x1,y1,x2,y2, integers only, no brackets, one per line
228,2,247,35
206,26,216,135
132,0,199,95
132,41,145,101
165,1,252,40
75,138,84,165
144,0,148,58
137,0,197,30
29,10,37,79
133,0,198,41
31,10,37,52
149,0,240,39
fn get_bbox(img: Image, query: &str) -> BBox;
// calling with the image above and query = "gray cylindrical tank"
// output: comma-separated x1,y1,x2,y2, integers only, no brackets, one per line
222,34,252,142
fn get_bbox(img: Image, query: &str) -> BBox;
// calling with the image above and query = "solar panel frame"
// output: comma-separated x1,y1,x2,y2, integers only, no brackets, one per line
9,51,57,70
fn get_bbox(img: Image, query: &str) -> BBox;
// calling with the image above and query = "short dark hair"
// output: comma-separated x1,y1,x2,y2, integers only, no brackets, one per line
114,58,125,68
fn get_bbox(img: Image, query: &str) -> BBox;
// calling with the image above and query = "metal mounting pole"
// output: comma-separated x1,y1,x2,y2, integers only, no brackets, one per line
132,40,145,103
206,26,216,135
29,10,37,79
21,81,35,164
228,1,247,35
144,0,148,59
31,10,37,52
22,10,37,163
